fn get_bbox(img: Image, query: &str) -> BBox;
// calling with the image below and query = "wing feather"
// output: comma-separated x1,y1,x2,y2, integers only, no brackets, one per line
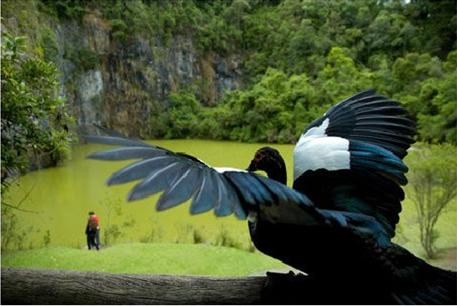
190,169,218,214
87,135,316,223
128,162,187,201
87,146,165,161
293,89,416,237
108,156,177,185
223,172,259,206
212,172,234,217
157,167,203,211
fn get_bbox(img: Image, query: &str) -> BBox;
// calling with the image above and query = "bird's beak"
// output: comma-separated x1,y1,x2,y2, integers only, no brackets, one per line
246,160,257,172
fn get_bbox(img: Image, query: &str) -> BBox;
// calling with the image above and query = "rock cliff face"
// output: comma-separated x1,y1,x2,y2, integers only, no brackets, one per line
5,8,243,137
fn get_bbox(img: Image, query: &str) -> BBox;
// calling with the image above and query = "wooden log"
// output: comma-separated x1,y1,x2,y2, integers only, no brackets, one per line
1,268,267,305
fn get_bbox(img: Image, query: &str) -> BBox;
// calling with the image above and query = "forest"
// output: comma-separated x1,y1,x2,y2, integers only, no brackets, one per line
138,0,457,144
1,0,456,279
2,0,456,146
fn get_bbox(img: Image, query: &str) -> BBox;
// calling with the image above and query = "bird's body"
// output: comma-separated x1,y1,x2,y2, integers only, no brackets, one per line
249,207,456,304
87,89,456,304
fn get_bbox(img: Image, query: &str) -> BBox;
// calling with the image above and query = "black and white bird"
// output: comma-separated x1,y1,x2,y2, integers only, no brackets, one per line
87,89,456,304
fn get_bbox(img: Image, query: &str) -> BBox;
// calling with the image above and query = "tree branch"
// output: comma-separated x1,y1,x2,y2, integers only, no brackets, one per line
1,182,39,214
1,201,39,214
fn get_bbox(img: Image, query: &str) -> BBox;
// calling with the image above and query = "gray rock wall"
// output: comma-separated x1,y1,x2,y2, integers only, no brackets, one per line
49,11,242,136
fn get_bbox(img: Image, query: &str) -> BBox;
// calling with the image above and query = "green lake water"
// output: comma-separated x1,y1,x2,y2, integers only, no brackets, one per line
4,140,456,262
4,140,295,251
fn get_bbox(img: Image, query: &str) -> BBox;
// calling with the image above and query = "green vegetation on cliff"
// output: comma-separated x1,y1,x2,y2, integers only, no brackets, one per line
151,0,456,144
2,0,455,144
159,45,456,144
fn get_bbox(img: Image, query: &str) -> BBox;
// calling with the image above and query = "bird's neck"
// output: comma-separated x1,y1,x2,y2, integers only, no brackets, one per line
265,157,287,185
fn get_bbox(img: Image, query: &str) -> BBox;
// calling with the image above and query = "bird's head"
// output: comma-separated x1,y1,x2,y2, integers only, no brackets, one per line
247,147,287,184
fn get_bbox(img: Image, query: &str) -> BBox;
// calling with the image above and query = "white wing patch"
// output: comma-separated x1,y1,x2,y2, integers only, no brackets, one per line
293,136,350,179
294,127,350,180
302,118,329,138
214,167,247,173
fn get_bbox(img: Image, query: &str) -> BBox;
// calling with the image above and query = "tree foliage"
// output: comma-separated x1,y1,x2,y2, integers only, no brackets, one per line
1,31,73,193
93,0,453,145
10,0,457,145
215,68,320,143
406,144,457,258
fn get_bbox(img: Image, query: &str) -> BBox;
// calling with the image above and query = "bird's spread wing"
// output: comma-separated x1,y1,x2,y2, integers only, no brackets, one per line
87,134,392,246
86,135,321,223
293,89,416,238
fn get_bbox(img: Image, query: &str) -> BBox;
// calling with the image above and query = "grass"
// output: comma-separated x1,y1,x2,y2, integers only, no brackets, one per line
1,243,288,276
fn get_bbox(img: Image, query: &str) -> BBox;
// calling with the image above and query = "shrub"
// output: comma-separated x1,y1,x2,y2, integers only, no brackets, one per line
406,143,457,258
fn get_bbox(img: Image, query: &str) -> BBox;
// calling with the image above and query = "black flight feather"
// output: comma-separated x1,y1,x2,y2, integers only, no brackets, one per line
128,162,186,201
87,146,165,161
157,167,202,211
107,156,177,185
190,169,218,215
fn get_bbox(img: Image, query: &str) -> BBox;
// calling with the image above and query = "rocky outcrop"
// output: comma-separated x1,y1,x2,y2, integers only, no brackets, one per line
66,12,242,136
3,7,243,137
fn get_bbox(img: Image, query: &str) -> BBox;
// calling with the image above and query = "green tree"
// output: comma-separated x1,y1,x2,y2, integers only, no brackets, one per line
165,90,202,139
315,47,373,103
404,0,457,58
1,31,73,252
365,10,419,61
1,31,73,196
217,68,321,143
416,51,457,144
406,144,457,258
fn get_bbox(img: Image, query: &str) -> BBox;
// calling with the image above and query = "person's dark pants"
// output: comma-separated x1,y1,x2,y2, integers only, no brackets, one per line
94,229,100,250
87,230,96,250
87,229,100,250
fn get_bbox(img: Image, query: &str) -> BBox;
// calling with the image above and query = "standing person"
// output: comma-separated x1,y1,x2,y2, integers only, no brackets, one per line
85,211,100,250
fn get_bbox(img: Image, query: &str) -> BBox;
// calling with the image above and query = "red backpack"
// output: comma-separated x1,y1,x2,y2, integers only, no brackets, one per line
88,215,99,230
